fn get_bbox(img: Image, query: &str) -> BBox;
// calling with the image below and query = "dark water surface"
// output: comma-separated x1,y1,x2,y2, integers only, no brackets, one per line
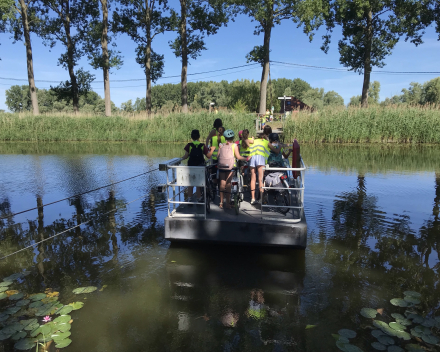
1,142,440,351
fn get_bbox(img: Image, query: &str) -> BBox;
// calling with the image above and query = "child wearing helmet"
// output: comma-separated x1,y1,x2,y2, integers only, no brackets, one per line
217,129,247,209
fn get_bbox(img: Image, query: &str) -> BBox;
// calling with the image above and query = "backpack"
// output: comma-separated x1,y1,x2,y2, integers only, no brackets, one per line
217,143,234,170
188,143,205,166
264,172,284,189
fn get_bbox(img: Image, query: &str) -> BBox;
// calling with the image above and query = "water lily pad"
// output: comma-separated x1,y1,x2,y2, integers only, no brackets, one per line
51,331,71,341
406,314,424,324
332,334,350,343
373,320,389,329
395,317,412,326
378,335,395,345
4,273,23,281
0,331,13,340
387,346,403,352
403,296,420,304
12,331,26,340
30,293,46,301
361,308,377,318
410,329,423,338
9,292,24,300
390,298,408,307
14,338,36,350
20,319,38,330
5,306,20,315
68,301,84,310
372,342,387,350
55,338,72,348
421,334,439,345
405,344,424,351
57,322,71,332
0,286,8,293
0,293,8,300
16,299,30,307
41,296,58,304
54,315,71,324
403,291,421,298
394,331,410,340
391,313,405,320
414,325,430,334
29,300,43,308
338,329,356,339
34,333,52,343
344,345,363,352
381,326,398,337
35,302,59,316
0,281,13,287
72,286,97,294
389,322,405,332
372,330,386,338
2,322,23,334
56,305,73,315
421,318,435,327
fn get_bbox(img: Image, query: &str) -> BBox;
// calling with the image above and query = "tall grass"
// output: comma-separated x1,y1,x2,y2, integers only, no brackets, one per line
283,105,440,143
0,111,255,142
1,105,440,143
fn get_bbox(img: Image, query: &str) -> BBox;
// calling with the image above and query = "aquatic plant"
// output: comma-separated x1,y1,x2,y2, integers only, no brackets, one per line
0,269,99,350
333,290,440,351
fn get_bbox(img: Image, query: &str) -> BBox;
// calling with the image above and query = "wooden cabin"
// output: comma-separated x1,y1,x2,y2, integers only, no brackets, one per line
279,96,311,113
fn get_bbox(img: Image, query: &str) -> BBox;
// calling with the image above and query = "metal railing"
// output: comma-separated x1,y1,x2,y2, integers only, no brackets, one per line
159,158,208,220
260,158,306,223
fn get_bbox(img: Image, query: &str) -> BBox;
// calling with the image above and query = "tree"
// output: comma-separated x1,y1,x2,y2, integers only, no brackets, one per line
401,82,423,105
5,84,32,112
323,90,344,106
323,0,430,107
38,0,98,113
84,0,123,116
169,0,228,113
348,81,380,106
283,87,292,96
233,0,323,114
302,87,324,109
423,77,440,104
1,0,40,114
113,0,172,115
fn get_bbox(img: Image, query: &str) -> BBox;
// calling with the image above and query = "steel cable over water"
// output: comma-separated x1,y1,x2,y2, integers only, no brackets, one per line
0,193,150,261
0,168,159,220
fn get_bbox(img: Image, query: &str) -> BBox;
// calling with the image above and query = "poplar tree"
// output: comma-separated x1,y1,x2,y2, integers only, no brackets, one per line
231,0,324,115
1,0,40,114
169,0,228,113
322,0,430,107
38,0,98,113
84,0,122,117
113,0,171,115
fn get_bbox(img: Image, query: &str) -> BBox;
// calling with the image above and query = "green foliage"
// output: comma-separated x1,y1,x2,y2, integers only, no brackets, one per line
50,68,96,103
423,77,440,104
245,45,267,66
5,85,32,112
349,81,381,106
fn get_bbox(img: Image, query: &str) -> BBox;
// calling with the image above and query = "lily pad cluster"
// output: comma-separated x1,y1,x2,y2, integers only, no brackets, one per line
333,290,440,352
0,271,99,350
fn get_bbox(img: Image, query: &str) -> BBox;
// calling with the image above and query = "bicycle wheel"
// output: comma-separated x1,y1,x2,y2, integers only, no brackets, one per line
206,194,211,214
275,190,290,215
234,194,240,215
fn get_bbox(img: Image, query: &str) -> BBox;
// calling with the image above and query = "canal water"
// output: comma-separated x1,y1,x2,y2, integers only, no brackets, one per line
0,142,439,351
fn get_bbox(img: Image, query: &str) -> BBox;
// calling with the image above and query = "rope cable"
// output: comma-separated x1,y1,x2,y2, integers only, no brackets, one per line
0,193,149,261
0,168,159,220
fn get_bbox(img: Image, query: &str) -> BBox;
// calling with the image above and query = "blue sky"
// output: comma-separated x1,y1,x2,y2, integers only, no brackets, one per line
0,4,439,111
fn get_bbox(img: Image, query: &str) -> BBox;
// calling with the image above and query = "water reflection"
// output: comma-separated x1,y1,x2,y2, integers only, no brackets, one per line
0,142,440,351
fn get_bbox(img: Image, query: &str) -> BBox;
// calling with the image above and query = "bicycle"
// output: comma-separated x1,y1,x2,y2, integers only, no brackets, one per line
201,164,217,214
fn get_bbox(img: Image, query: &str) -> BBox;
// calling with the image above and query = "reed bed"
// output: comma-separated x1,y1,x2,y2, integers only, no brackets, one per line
284,105,440,144
1,105,440,143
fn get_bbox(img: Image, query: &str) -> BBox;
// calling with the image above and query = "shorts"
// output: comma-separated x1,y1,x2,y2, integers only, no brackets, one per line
218,168,232,174
249,155,266,167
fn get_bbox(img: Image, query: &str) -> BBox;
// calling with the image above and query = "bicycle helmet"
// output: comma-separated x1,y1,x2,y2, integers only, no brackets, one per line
224,129,235,139
268,133,279,142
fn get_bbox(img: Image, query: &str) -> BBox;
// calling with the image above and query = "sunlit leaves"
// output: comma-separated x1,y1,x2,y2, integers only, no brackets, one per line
72,286,97,294
360,307,377,318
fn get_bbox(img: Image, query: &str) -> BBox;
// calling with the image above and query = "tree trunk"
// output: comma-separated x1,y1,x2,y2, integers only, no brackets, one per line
63,0,79,113
19,0,39,115
361,10,373,108
145,0,152,115
101,0,111,116
180,0,188,113
258,7,273,115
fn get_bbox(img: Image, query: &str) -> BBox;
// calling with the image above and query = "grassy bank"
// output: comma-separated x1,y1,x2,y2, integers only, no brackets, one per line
1,105,440,143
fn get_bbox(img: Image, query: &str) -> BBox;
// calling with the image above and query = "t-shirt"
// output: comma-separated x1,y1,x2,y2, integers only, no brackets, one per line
268,145,284,165
184,142,209,156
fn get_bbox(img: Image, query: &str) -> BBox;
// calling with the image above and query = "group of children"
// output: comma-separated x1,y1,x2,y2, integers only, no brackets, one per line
182,118,292,209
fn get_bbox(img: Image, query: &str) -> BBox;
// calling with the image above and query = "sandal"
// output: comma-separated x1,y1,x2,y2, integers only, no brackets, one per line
219,203,224,209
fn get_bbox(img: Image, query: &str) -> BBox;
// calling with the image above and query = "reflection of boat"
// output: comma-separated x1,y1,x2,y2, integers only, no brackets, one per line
159,154,307,248
165,244,306,350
